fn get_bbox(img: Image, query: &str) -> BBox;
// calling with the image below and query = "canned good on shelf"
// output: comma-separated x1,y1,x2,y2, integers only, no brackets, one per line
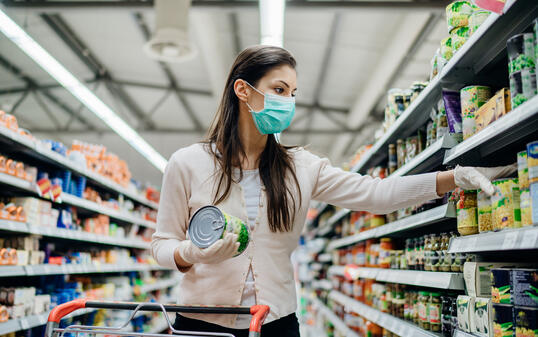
451,26,470,53
469,10,490,36
509,69,537,108
460,85,492,118
507,33,536,74
446,1,474,32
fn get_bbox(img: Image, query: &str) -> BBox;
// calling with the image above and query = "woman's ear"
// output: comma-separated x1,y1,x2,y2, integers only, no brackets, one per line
234,79,249,103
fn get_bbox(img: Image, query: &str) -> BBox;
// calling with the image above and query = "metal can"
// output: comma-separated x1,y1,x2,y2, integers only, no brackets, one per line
527,141,538,183
440,37,453,61
469,10,490,36
509,69,537,108
491,178,521,230
507,33,535,74
188,206,250,256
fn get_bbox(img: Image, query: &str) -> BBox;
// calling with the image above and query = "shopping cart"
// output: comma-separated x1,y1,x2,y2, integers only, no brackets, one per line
45,299,270,337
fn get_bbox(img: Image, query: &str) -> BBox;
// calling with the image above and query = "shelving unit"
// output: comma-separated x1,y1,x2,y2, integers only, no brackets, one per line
0,127,158,210
0,172,156,229
139,277,180,293
310,295,360,337
330,291,441,337
0,263,170,277
329,265,465,290
327,203,456,251
448,226,538,253
0,219,150,249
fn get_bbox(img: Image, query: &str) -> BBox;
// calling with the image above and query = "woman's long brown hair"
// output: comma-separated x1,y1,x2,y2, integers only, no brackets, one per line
205,45,301,232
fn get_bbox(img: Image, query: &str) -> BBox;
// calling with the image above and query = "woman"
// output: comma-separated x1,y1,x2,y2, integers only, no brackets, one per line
152,45,514,337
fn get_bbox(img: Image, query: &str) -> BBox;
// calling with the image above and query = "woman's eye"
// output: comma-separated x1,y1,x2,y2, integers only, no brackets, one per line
275,87,284,94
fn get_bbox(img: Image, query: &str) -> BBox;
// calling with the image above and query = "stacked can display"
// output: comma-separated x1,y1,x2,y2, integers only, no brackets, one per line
507,30,537,108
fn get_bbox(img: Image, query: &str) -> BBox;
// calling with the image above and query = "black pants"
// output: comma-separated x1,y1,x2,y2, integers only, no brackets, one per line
173,313,300,337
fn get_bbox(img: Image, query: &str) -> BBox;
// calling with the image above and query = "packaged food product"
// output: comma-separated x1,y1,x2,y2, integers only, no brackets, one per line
469,10,491,36
535,19,538,89
491,268,512,304
461,86,493,117
451,26,470,53
446,1,474,32
491,178,520,230
493,304,514,337
429,292,442,332
405,136,418,164
388,144,397,175
397,139,406,169
519,188,532,227
478,190,493,232
464,262,528,297
507,33,536,74
188,205,250,256
514,306,538,337
457,295,474,333
474,87,512,132
431,49,440,80
472,297,493,337
462,114,476,140
443,89,463,135
511,269,538,307
419,291,431,330
528,141,538,184
518,151,530,190
510,69,537,108
457,207,478,235
441,37,453,61
532,182,538,225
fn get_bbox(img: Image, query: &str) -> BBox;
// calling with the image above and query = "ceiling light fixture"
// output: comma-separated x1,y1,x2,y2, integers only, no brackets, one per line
259,0,286,47
0,9,168,172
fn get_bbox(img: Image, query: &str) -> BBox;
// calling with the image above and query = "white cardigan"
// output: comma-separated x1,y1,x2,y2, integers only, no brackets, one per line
151,143,440,328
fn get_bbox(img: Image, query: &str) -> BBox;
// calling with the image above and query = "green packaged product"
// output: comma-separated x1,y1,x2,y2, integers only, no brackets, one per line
446,1,475,32
507,33,536,74
510,69,538,108
491,268,512,304
469,10,491,36
451,26,470,53
441,37,453,61
493,303,514,337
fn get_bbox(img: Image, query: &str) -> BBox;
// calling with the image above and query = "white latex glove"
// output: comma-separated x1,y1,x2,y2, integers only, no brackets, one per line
178,233,239,265
454,164,517,196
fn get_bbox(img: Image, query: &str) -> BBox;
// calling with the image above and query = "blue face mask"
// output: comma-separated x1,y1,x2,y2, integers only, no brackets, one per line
244,81,296,135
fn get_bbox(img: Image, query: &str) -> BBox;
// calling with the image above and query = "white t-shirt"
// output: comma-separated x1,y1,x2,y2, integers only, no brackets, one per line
235,169,261,328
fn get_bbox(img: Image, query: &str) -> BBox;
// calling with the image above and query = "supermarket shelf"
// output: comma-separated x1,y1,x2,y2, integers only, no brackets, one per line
448,226,538,253
0,127,158,210
312,280,333,291
327,204,455,251
0,219,151,249
306,202,331,228
444,94,538,166
351,0,538,175
330,291,441,337
317,209,350,237
0,262,171,277
310,295,359,337
329,265,464,290
453,330,475,337
0,172,156,229
392,135,459,177
139,277,180,293
0,295,132,335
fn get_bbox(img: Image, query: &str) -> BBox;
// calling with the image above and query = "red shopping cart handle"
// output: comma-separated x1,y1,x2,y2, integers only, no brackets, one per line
47,300,270,334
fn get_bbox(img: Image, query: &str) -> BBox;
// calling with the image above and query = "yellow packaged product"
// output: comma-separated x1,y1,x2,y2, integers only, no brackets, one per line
458,207,478,236
518,150,529,189
527,141,538,183
520,188,532,227
477,190,492,232
491,178,521,230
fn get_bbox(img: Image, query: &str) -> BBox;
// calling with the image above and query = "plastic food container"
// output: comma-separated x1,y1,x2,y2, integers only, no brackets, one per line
528,141,538,184
188,205,250,256
446,1,474,32
440,37,453,61
469,10,490,36
477,190,492,232
457,207,478,236
510,69,537,108
507,33,536,74
451,26,469,54
491,178,521,230
518,150,530,190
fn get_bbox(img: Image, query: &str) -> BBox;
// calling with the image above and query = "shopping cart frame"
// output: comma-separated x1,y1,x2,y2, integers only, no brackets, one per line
45,299,270,337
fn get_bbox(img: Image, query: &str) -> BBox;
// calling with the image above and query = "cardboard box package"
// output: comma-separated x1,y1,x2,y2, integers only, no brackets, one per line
474,88,511,132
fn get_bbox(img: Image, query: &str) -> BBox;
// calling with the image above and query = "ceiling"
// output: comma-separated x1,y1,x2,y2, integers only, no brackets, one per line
0,0,449,186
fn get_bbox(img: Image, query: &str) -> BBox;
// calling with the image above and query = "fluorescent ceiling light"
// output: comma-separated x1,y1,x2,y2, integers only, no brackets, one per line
0,9,168,173
259,0,285,47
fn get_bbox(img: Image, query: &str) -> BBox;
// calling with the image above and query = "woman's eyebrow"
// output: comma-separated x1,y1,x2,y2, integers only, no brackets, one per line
277,80,290,88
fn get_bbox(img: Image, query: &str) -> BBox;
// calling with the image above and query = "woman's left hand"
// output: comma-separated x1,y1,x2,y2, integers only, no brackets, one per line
453,164,518,196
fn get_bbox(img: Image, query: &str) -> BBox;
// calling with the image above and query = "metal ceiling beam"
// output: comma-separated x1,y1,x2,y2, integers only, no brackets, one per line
30,127,364,135
0,54,97,130
1,0,449,12
132,12,204,131
40,13,156,129
302,13,340,145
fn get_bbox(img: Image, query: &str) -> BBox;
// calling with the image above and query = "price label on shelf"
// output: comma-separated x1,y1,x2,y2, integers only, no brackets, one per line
19,318,30,330
501,231,518,250
520,229,538,249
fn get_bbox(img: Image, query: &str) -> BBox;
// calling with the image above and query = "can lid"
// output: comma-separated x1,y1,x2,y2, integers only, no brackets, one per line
188,206,226,248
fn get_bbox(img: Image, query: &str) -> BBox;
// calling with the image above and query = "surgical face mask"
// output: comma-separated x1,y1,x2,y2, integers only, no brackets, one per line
244,81,296,135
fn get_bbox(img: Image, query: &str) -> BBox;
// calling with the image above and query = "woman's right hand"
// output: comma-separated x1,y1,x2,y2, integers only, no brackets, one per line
176,233,239,265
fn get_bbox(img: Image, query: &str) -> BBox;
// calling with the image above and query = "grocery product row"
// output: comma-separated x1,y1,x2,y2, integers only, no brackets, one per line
0,111,159,210
0,269,180,335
